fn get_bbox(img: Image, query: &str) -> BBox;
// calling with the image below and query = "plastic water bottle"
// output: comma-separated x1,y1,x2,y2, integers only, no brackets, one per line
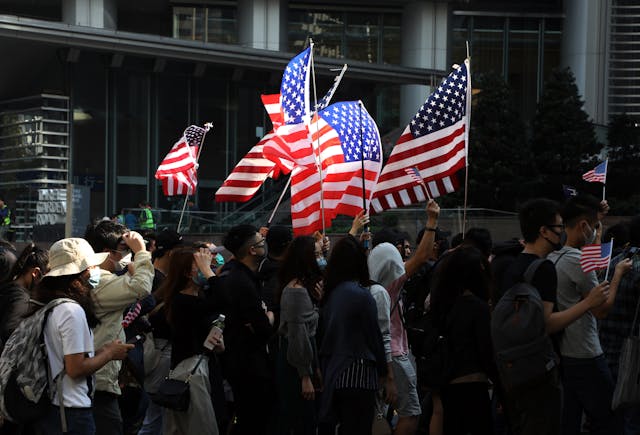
204,314,225,350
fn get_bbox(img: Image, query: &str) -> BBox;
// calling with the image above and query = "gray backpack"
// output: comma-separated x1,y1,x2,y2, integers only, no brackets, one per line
491,259,558,391
0,298,76,423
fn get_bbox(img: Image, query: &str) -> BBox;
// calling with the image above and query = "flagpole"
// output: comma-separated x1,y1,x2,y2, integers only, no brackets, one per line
177,122,212,233
309,39,326,235
462,49,472,235
602,159,608,201
605,237,614,282
267,175,292,227
358,102,370,248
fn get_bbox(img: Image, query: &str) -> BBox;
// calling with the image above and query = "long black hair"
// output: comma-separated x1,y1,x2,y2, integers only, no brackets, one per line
323,235,370,303
429,246,492,329
277,236,322,305
34,273,100,329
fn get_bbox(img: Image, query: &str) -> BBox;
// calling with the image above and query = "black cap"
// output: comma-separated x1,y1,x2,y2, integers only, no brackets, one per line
155,229,184,251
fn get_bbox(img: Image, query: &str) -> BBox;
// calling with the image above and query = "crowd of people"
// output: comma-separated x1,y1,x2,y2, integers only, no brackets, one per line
0,192,638,435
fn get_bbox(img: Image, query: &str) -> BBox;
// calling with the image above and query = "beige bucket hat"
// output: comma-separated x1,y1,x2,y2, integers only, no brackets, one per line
45,238,109,277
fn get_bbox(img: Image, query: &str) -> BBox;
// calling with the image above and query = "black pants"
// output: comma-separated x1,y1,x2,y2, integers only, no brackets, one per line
333,388,376,435
441,382,493,435
228,374,272,435
505,368,561,435
93,391,123,435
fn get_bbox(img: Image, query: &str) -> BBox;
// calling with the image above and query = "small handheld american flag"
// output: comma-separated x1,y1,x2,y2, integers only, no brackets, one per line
404,167,432,200
582,160,608,184
580,241,613,274
122,301,142,329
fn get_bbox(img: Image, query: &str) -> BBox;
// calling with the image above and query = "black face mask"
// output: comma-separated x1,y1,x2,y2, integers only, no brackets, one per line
544,230,566,251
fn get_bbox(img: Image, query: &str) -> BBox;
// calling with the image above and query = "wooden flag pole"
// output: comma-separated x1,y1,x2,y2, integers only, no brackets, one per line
177,123,212,233
309,39,326,235
266,175,292,227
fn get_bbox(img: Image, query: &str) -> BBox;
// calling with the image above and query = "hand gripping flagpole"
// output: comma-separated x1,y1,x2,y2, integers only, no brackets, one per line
309,39,327,235
177,122,213,233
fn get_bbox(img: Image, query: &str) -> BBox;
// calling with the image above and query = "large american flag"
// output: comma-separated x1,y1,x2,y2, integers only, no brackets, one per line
155,125,208,196
582,160,608,184
371,60,470,212
581,241,613,273
214,94,290,202
290,101,382,235
262,47,315,171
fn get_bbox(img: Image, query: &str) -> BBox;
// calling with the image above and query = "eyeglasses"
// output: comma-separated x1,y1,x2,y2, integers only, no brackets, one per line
546,224,565,230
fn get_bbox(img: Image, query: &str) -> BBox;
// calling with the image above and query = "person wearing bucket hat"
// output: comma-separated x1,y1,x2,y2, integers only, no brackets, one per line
83,221,154,435
31,238,134,434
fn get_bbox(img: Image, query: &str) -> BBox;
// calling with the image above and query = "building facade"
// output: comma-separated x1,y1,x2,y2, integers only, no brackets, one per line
0,0,619,236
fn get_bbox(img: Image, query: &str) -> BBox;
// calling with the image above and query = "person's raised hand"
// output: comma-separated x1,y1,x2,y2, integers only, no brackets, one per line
122,231,146,253
585,281,610,308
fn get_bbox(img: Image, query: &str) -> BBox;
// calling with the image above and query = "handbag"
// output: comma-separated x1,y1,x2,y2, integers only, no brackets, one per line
149,354,205,411
612,295,640,410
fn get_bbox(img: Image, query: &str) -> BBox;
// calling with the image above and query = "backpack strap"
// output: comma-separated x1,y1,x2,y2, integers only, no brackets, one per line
552,250,570,266
522,258,547,285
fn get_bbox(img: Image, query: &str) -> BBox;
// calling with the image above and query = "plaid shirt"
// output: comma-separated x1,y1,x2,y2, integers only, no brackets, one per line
598,252,640,379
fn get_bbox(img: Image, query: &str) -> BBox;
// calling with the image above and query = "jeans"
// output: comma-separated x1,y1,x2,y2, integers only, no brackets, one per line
562,354,620,435
38,405,95,435
93,391,123,435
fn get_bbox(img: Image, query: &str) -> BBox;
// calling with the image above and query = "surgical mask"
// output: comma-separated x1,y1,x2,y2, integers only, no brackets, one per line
584,224,597,245
316,257,328,270
215,253,225,266
88,268,101,288
192,270,208,287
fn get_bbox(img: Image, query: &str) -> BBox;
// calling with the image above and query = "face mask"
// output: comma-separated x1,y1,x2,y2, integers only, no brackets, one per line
192,270,208,287
543,228,565,251
88,267,101,289
215,253,225,266
584,224,597,245
317,257,328,270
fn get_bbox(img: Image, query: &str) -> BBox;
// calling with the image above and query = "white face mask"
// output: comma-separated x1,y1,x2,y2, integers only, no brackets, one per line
584,224,597,245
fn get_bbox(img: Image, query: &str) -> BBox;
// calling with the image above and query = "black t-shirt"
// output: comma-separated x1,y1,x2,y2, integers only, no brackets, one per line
500,253,557,304
169,292,218,368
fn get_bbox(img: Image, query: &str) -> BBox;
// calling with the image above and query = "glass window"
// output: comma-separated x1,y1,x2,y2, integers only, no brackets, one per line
288,7,401,65
543,18,562,83
472,16,505,76
173,6,237,44
207,6,238,44
451,15,471,66
115,71,149,178
345,14,379,63
382,14,401,65
508,17,539,120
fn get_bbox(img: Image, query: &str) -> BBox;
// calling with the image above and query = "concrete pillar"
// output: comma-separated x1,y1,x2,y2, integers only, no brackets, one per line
238,0,287,51
561,0,609,124
62,0,117,29
400,1,449,124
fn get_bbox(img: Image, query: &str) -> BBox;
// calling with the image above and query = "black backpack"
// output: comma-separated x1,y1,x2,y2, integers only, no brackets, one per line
491,259,558,391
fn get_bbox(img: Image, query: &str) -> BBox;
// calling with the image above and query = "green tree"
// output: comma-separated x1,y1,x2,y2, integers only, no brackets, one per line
530,67,600,199
466,73,534,211
607,114,640,214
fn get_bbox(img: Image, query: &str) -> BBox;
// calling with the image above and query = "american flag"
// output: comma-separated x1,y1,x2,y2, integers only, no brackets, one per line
580,241,613,273
582,160,608,184
371,60,470,212
155,125,208,196
215,95,292,202
290,101,382,235
262,47,315,172
315,64,347,112
122,301,142,329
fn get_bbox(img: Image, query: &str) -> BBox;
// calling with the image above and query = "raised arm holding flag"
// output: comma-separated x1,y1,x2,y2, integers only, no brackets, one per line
582,159,608,201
